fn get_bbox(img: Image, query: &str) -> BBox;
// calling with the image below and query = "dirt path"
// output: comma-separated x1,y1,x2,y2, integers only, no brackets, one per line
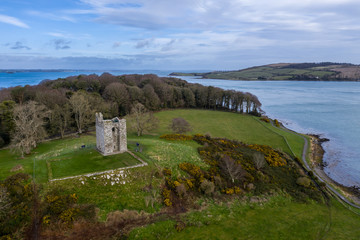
273,121,360,209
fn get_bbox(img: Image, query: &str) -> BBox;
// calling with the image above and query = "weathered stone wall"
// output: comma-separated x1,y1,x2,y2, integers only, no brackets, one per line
96,113,127,156
96,113,105,153
119,119,127,152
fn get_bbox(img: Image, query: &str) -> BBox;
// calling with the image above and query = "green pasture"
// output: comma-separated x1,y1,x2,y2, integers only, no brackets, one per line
0,109,305,183
154,109,304,158
1,109,360,239
0,135,140,182
203,66,335,80
129,196,360,240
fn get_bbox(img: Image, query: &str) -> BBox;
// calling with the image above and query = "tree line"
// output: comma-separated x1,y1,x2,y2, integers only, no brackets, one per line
0,73,262,154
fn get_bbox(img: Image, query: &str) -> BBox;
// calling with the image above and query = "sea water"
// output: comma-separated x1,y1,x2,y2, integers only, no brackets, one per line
0,72,359,187
182,77,360,187
0,70,172,88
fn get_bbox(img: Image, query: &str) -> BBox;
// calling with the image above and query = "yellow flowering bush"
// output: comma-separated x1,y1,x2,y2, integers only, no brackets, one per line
248,144,287,167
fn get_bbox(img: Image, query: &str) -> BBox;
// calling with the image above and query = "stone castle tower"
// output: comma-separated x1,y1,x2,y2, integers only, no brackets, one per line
96,113,127,156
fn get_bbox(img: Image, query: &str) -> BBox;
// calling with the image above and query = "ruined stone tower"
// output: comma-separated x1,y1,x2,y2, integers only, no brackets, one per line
96,112,127,156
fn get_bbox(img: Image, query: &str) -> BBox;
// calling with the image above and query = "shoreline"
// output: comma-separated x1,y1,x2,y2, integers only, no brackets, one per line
276,119,360,206
308,134,360,205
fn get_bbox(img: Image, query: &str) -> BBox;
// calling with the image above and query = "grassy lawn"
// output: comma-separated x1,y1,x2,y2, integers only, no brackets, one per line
128,136,204,173
0,109,305,182
153,109,303,157
50,151,139,179
47,166,164,220
254,117,305,158
129,195,360,240
0,134,140,182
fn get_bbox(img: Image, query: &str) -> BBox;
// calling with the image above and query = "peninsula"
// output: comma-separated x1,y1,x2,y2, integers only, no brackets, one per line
170,62,360,81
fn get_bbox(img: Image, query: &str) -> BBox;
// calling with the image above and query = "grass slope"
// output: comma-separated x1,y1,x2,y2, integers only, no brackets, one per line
1,109,360,239
154,109,304,158
129,197,360,240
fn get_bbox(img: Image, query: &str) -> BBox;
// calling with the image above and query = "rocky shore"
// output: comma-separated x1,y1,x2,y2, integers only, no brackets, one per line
308,134,360,205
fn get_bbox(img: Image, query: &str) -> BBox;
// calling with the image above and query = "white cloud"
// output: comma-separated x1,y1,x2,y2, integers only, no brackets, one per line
0,14,29,28
27,10,76,22
74,0,360,33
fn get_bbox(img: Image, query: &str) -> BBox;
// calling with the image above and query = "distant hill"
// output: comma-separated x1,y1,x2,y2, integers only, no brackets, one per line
170,62,360,81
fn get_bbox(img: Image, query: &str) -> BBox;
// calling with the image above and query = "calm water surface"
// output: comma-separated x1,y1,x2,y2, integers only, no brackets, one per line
1,72,359,187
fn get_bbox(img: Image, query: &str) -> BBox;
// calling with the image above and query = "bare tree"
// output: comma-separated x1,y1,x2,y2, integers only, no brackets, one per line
143,84,160,110
128,103,158,136
69,91,92,134
253,152,266,170
52,103,71,138
170,117,192,134
218,155,247,183
103,82,130,115
11,101,49,157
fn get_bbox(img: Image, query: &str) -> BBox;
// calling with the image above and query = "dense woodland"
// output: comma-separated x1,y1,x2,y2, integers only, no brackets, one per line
0,73,262,149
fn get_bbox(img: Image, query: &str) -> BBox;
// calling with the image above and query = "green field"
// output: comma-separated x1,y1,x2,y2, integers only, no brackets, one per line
202,67,335,80
154,109,304,158
1,109,360,239
129,197,360,240
171,64,340,80
0,135,141,182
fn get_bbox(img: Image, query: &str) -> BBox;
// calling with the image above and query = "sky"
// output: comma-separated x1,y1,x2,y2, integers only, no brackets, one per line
1,0,360,70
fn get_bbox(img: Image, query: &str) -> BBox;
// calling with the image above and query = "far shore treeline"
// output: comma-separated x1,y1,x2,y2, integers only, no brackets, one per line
0,73,262,148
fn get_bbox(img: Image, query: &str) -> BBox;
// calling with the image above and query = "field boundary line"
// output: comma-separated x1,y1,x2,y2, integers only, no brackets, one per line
253,117,296,157
50,150,147,182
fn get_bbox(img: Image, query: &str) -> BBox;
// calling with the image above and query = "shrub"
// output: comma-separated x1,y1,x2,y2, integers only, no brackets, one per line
274,119,280,127
200,180,215,195
162,168,172,176
176,183,187,197
106,209,148,228
296,177,311,187
253,152,266,170
175,221,186,232
170,118,192,134
0,173,33,238
260,117,270,123
248,144,287,167
225,188,234,195
162,188,172,207
179,162,206,186
0,186,11,221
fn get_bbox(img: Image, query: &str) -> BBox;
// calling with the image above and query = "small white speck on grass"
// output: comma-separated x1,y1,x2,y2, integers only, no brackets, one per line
81,181,84,185
111,181,115,186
